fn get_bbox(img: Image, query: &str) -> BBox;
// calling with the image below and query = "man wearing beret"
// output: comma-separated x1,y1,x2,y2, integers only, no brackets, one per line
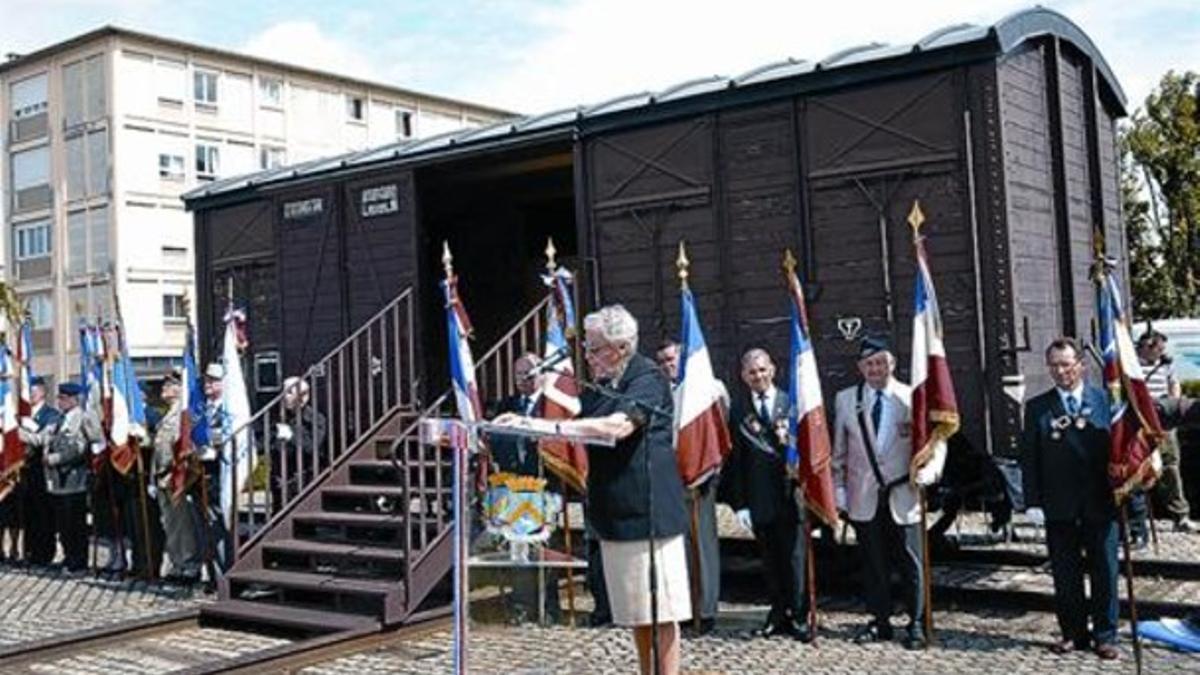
20,382,102,574
832,336,938,650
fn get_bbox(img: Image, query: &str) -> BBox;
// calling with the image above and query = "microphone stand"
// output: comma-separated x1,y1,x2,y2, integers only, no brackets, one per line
575,377,672,675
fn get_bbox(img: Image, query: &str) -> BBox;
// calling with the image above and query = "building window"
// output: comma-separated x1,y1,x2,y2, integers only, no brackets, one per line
26,294,53,330
163,293,187,322
62,55,106,130
346,95,365,121
14,219,51,260
195,143,220,179
162,246,188,266
159,153,185,180
396,109,414,138
11,145,51,213
64,129,109,201
194,70,219,106
156,59,186,104
259,76,282,106
259,145,286,170
10,73,49,143
66,206,109,276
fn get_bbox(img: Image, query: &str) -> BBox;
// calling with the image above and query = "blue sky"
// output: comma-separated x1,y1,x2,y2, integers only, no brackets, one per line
2,0,1196,116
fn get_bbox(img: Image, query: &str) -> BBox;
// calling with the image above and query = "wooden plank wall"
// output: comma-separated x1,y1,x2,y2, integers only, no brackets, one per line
276,185,346,374
342,170,419,329
998,43,1063,398
1059,48,1099,342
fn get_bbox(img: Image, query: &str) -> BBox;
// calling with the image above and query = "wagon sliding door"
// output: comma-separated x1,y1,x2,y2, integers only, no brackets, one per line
276,187,344,376
803,71,988,453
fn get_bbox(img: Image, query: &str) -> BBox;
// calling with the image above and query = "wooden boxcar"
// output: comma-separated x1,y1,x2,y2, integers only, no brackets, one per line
185,8,1128,459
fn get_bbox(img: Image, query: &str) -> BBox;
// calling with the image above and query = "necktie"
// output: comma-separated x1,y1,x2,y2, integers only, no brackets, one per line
871,390,883,431
758,394,771,423
1066,394,1079,416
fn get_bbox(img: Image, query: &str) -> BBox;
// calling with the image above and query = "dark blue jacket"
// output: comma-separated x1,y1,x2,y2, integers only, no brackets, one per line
1020,384,1115,522
583,354,688,541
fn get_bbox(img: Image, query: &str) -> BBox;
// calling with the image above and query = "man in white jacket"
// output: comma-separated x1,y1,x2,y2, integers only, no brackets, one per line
832,336,941,650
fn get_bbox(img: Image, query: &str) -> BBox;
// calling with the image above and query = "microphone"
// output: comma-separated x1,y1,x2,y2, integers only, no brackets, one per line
521,347,572,380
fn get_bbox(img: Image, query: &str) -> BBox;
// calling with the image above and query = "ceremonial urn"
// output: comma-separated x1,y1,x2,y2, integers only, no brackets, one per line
482,472,563,561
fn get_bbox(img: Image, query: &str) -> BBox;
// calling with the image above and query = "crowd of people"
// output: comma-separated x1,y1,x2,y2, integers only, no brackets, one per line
493,304,1199,675
0,363,237,587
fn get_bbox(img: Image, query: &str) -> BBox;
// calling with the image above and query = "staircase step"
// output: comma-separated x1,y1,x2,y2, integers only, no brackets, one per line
292,511,443,546
322,484,450,516
229,568,397,594
201,598,380,635
225,568,399,618
263,538,406,579
348,460,450,486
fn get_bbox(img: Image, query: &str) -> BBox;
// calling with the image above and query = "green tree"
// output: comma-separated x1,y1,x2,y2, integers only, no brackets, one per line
1123,70,1200,319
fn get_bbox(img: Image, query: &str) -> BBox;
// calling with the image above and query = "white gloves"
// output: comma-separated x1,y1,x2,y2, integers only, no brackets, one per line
835,487,848,514
198,446,218,462
735,508,753,532
20,417,39,433
913,464,939,488
275,423,294,443
147,484,158,499
1026,507,1045,526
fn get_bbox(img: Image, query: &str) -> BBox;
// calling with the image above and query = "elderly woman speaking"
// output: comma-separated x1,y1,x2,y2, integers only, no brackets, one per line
497,304,691,674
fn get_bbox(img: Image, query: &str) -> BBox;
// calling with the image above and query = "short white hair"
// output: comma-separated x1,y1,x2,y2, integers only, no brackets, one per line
584,304,639,354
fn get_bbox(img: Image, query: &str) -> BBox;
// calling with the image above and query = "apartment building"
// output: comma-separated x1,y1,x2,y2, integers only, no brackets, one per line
1,26,510,382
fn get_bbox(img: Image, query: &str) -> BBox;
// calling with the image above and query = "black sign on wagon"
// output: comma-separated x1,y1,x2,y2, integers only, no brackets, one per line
360,184,399,218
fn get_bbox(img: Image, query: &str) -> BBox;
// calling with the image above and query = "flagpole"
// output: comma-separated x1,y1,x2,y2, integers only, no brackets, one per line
546,238,576,628
677,243,706,634
443,243,469,674
1119,503,1145,674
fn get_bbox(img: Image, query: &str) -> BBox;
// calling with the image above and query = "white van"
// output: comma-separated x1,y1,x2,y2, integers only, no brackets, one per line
1131,318,1200,384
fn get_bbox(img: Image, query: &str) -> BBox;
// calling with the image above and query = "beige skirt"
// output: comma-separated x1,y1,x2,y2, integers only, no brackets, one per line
600,534,692,627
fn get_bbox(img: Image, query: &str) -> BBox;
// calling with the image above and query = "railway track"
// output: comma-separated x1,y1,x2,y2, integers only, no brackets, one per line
0,606,450,674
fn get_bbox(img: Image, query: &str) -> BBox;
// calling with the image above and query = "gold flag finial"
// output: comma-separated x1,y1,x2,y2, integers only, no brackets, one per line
782,248,797,277
545,237,558,274
907,200,925,237
676,241,690,288
441,241,454,278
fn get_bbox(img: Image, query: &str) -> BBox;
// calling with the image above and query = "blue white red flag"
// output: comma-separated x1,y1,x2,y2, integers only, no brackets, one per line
783,258,838,526
537,267,587,493
0,320,23,500
1096,269,1163,503
672,287,731,489
104,327,136,474
910,229,958,481
441,254,486,490
172,324,209,502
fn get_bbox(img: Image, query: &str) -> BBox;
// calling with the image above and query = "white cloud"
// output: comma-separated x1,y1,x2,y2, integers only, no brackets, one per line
461,0,1197,116
242,21,380,82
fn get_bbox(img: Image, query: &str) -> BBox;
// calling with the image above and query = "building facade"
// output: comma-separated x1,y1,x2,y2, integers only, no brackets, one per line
1,26,510,381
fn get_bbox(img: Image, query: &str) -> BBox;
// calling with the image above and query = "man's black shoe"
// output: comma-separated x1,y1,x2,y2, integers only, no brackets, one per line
852,622,893,644
759,617,790,638
903,626,928,650
791,618,813,643
588,612,612,628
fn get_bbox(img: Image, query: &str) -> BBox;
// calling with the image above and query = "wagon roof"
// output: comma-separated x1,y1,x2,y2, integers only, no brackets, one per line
184,7,1125,208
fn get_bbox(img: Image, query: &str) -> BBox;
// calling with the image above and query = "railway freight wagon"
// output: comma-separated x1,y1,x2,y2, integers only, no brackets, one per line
185,7,1128,460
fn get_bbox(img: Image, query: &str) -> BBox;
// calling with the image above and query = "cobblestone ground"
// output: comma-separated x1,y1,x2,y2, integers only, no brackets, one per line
0,563,212,649
303,598,1199,674
947,511,1200,563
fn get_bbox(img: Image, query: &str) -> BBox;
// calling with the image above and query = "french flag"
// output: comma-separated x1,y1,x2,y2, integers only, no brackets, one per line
537,266,587,493
673,287,731,489
909,215,959,480
0,331,23,500
783,255,839,527
1097,269,1163,503
18,320,32,422
221,306,254,532
441,244,485,489
172,324,209,503
104,327,136,475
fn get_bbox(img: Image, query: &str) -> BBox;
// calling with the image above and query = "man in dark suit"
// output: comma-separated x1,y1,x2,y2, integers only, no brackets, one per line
20,376,62,567
487,352,562,625
726,348,810,642
1021,337,1119,661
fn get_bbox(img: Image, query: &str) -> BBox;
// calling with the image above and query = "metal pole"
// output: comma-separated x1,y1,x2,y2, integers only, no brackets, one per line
452,425,470,674
687,488,703,632
1119,504,1145,675
920,488,934,646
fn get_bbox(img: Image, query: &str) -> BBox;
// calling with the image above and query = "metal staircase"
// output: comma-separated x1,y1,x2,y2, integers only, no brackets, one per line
200,289,550,636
